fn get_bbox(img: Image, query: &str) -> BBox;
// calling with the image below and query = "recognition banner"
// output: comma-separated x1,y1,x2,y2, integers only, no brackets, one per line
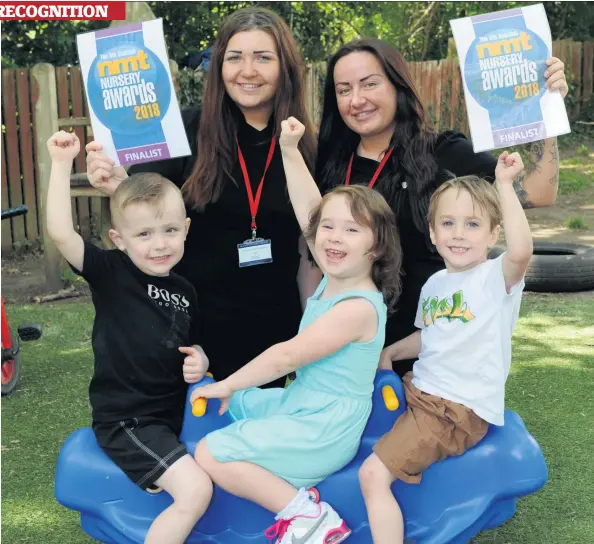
450,4,570,152
77,19,191,166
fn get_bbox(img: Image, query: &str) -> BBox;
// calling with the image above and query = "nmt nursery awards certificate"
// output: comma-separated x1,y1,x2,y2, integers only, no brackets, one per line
77,19,190,167
450,4,570,152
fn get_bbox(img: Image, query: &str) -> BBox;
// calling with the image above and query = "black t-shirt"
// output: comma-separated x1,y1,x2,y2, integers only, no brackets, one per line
345,131,497,351
77,242,200,425
128,108,303,381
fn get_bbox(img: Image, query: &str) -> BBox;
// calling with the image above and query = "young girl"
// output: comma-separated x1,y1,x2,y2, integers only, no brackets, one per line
189,117,402,544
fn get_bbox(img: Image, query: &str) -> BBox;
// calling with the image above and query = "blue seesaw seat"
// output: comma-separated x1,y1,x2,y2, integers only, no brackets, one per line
55,371,547,543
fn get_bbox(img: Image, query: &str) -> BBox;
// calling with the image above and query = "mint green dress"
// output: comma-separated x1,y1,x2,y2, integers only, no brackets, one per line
205,276,387,487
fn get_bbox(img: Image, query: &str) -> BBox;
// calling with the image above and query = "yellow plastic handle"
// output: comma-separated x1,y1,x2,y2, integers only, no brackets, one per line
192,373,213,417
382,385,399,411
192,398,207,417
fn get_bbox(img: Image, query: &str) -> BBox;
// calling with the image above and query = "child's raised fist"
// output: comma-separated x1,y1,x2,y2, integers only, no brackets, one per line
279,117,305,148
47,130,81,163
495,151,524,185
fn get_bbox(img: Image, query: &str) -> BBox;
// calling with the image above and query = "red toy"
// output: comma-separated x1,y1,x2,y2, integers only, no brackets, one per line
1,205,42,395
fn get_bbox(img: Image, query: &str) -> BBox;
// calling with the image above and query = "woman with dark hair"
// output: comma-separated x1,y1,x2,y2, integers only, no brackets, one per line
86,7,322,387
317,38,567,377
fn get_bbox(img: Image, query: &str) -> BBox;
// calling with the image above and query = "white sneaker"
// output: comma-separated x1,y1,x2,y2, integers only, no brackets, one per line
265,501,351,544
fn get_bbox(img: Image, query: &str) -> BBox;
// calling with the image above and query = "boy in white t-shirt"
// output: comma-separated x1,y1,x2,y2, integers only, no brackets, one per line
359,151,533,544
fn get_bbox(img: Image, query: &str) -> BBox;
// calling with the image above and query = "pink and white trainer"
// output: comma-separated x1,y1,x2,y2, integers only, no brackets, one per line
265,501,351,544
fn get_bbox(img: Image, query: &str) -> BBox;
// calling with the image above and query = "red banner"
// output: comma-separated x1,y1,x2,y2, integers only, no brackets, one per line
0,1,126,20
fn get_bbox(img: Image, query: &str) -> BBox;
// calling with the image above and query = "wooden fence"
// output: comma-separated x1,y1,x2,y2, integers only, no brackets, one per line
2,40,593,265
1,65,105,257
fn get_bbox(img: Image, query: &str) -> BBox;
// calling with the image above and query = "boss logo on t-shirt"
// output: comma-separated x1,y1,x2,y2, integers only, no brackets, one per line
147,285,190,313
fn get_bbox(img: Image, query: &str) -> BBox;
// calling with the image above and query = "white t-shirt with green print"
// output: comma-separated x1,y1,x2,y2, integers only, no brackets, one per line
411,254,524,426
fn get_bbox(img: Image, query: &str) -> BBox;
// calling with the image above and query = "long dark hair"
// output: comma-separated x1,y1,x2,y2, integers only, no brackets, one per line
304,185,402,313
183,7,317,209
316,38,439,237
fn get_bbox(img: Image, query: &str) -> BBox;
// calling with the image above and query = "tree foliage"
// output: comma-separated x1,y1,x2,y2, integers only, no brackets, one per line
359,2,594,61
1,1,592,68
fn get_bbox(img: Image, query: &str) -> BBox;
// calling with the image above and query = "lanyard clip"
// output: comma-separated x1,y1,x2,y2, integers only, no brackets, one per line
251,227,257,240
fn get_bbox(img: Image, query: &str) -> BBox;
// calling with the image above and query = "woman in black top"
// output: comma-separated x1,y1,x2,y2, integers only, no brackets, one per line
86,8,321,387
316,38,568,376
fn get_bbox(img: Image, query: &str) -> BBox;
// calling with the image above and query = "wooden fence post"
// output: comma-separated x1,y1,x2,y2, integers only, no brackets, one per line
31,63,63,292
447,37,458,60
304,61,326,127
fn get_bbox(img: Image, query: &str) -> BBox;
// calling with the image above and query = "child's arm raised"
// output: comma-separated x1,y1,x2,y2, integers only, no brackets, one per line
46,131,84,272
190,297,378,410
495,152,534,293
279,117,322,258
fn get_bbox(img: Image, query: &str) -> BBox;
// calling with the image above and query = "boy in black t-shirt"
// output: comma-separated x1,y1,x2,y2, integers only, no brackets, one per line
47,131,214,544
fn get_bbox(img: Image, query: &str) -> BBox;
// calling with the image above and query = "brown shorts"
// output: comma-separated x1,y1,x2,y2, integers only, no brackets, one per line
373,372,489,484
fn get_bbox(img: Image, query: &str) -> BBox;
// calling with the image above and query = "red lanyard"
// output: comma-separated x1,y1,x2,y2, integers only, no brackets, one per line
345,148,393,189
237,136,276,238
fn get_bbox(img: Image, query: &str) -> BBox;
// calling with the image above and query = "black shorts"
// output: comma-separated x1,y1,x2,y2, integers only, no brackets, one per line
93,416,188,489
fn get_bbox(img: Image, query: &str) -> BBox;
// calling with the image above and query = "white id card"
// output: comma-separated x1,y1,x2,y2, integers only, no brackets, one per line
237,239,273,268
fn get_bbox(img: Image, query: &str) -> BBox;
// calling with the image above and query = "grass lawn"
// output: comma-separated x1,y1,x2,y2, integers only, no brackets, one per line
558,148,594,196
1,293,593,543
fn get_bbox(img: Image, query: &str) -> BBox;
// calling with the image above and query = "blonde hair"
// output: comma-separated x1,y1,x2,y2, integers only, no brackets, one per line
304,185,403,312
110,173,185,226
428,176,502,230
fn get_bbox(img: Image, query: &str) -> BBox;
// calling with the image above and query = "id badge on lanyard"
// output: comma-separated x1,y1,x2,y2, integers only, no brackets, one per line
236,137,276,268
238,239,272,268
